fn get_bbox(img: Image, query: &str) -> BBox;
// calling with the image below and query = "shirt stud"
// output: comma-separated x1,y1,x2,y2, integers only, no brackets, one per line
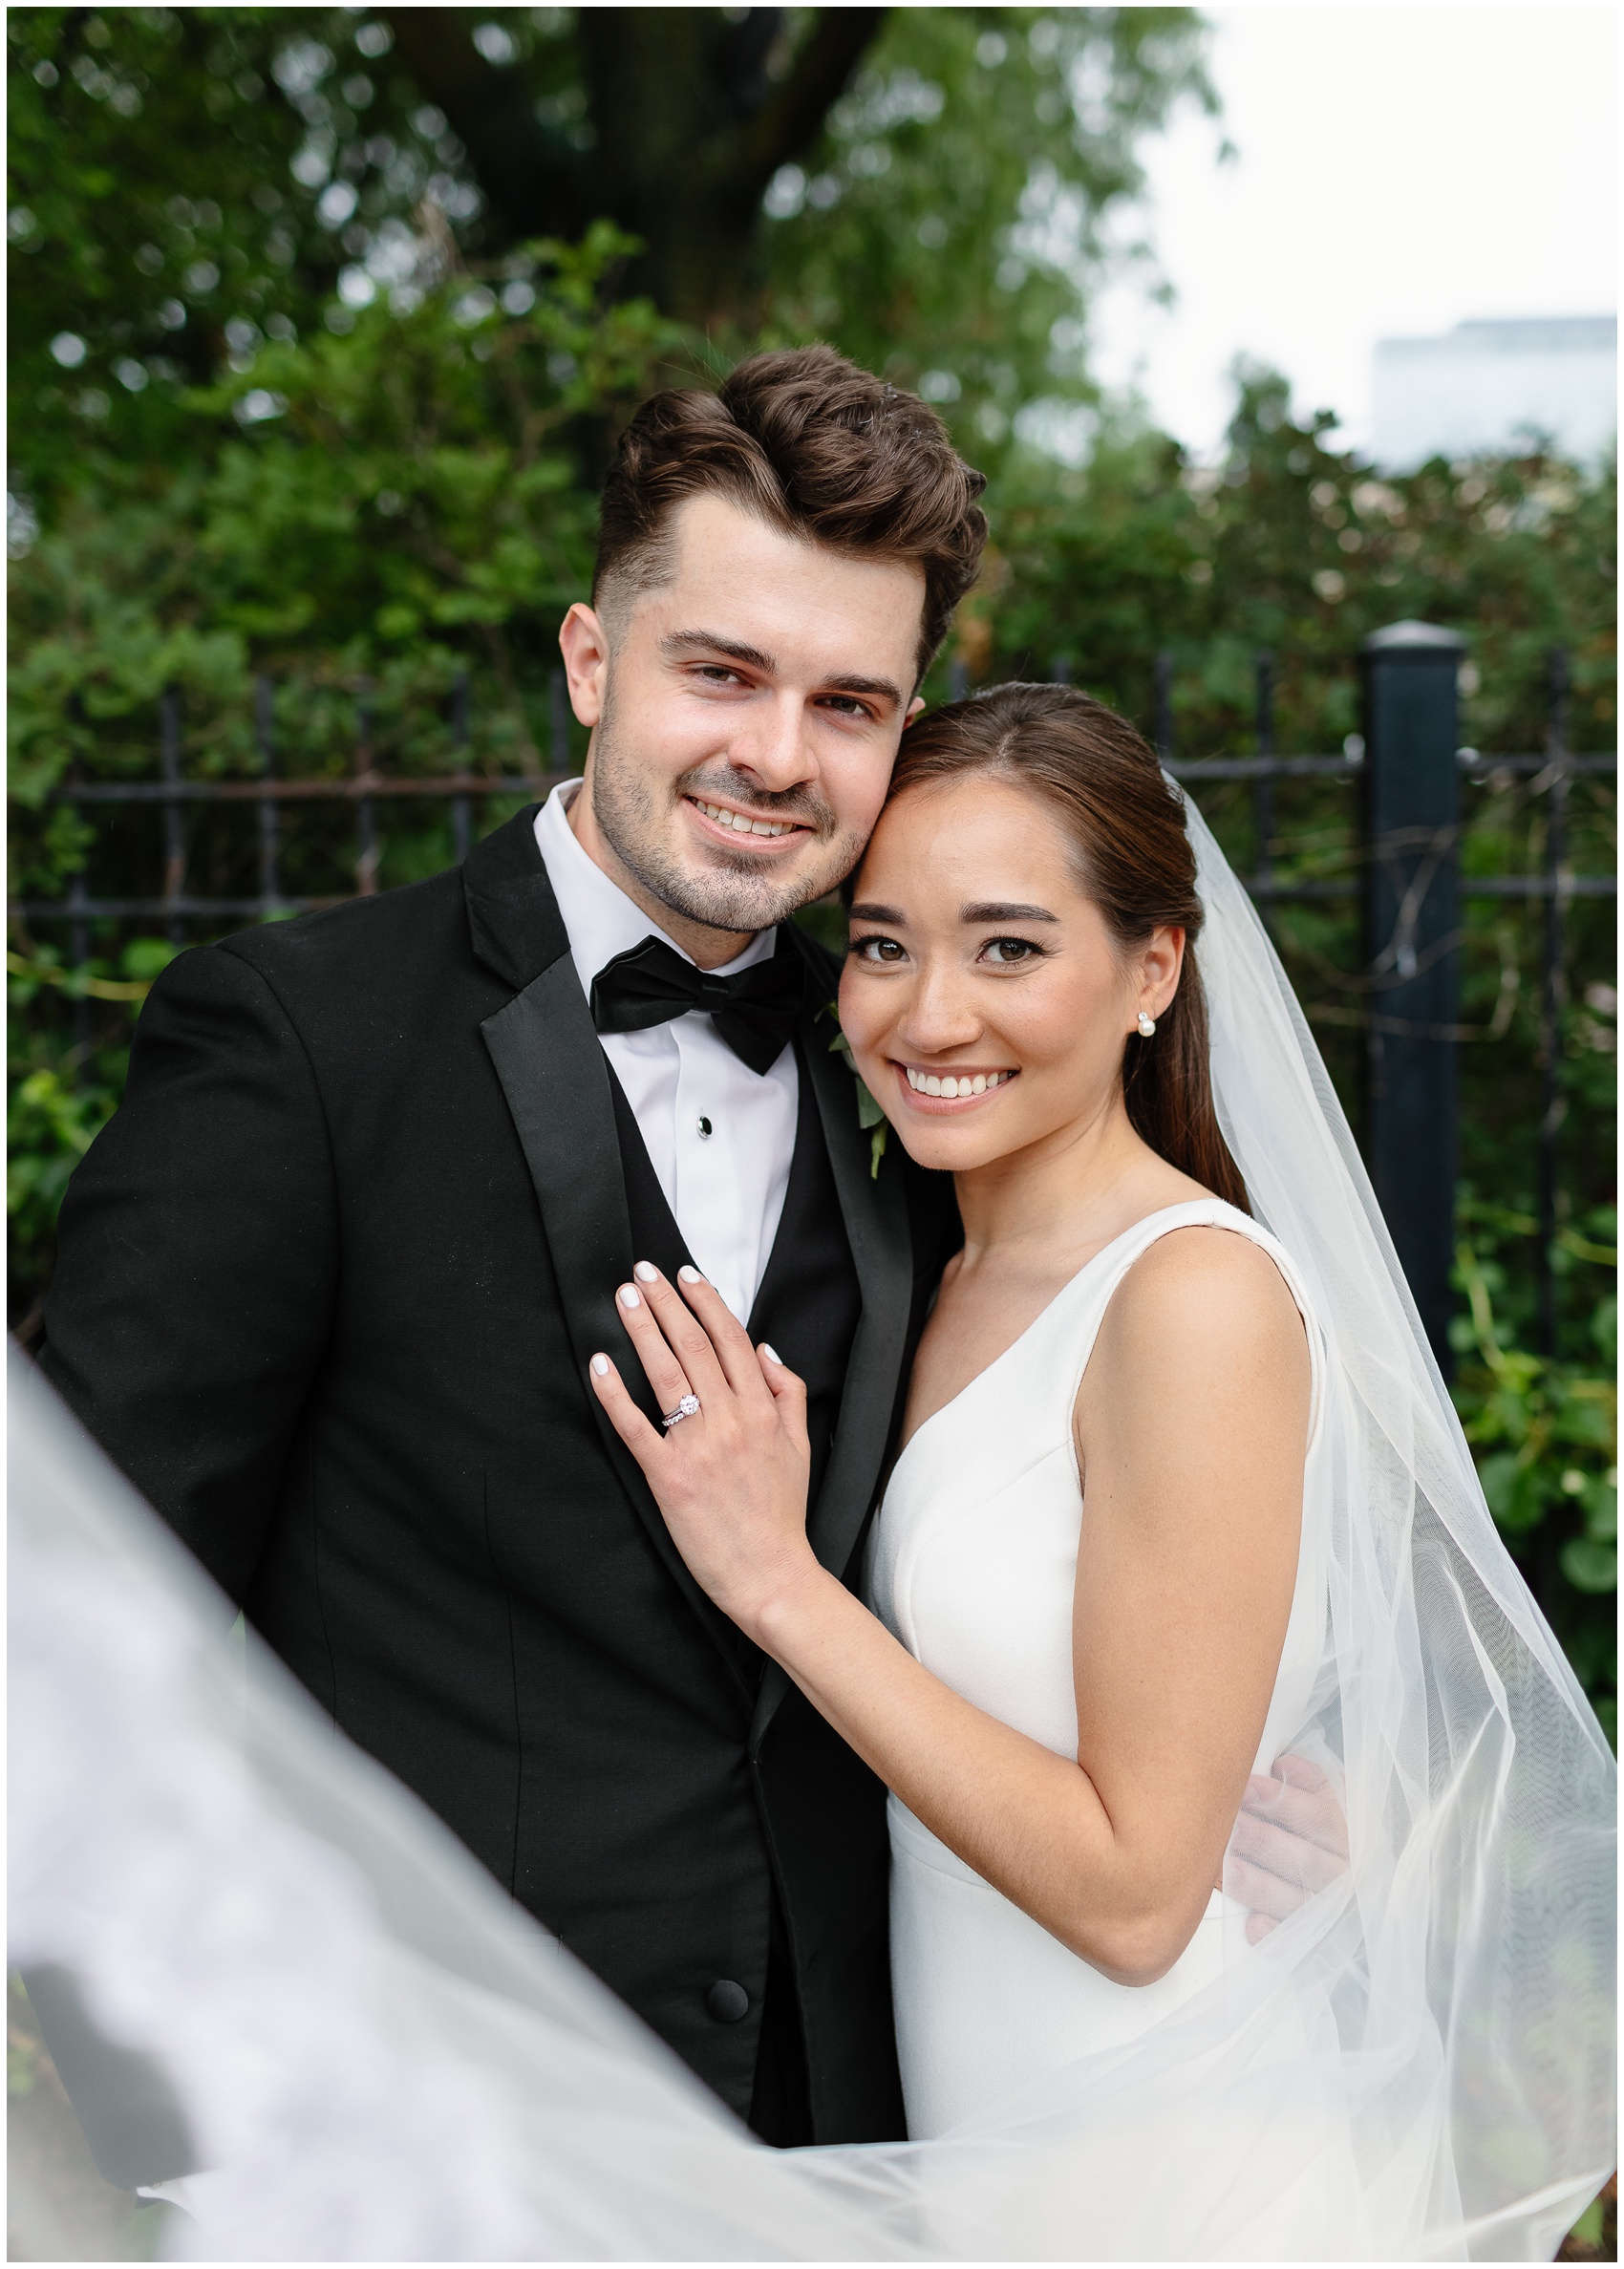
696,1115,713,1139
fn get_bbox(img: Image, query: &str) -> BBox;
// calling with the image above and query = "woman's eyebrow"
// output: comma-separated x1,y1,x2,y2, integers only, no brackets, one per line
960,901,1058,924
847,902,906,925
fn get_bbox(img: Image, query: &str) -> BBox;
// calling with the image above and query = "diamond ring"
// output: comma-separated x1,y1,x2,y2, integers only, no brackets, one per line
661,1394,701,1431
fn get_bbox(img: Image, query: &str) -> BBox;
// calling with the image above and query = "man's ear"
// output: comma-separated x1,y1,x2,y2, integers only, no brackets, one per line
559,603,611,729
904,696,927,726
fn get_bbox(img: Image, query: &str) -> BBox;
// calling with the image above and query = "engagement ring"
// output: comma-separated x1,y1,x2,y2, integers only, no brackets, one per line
662,1394,701,1430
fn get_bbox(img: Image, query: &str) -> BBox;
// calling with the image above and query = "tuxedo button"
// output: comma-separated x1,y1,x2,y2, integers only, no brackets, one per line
706,1979,749,2023
696,1115,713,1138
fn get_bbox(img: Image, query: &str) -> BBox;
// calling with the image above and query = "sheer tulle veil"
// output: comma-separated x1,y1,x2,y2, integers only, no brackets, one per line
10,798,1614,2261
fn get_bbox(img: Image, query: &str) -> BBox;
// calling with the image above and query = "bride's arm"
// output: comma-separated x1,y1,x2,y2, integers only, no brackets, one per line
590,1237,1308,1987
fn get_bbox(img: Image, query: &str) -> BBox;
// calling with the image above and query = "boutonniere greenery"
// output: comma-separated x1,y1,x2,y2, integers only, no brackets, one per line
821,1000,889,1179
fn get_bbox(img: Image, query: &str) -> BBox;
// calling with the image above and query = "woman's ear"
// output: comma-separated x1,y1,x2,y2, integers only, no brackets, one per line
1140,926,1186,1019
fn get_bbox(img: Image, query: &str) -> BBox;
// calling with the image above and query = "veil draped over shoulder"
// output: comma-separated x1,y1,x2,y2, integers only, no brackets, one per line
10,803,1614,2262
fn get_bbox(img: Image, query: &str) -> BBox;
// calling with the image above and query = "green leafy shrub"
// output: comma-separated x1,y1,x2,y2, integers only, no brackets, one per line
1450,1204,1617,1742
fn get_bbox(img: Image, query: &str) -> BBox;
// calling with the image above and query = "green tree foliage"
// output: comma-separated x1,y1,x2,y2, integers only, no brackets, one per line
976,370,1616,741
8,5,1211,507
10,4,446,505
755,8,1214,445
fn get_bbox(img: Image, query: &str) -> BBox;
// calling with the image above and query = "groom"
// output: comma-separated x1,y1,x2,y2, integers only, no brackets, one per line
40,347,978,2150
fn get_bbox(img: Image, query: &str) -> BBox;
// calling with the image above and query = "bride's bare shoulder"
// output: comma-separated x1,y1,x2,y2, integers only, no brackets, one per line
1094,1220,1308,1383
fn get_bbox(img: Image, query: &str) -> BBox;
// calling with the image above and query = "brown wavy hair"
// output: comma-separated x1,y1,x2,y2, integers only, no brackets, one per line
595,346,988,685
883,681,1249,1211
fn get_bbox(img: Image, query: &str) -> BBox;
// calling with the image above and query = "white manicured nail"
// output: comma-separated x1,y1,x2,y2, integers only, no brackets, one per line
634,1261,659,1283
618,1285,640,1309
761,1343,781,1366
678,1265,703,1284
590,1354,610,1377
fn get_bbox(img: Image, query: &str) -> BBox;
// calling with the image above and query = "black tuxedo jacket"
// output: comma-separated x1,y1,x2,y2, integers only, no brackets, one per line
40,806,957,2146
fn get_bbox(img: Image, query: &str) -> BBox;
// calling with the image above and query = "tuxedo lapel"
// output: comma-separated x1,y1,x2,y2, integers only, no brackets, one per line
465,812,754,1697
751,930,916,1752
799,991,914,1581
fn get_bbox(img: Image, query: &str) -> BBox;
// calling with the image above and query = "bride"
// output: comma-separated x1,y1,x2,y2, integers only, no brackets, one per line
586,680,1614,2242
590,683,1338,2141
12,684,1613,2260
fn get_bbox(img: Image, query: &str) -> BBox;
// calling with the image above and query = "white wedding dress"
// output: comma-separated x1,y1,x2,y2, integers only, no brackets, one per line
868,1200,1329,2141
11,794,1613,2260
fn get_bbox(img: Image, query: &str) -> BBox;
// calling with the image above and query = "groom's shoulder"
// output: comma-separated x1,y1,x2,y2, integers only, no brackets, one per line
215,863,478,1005
204,803,559,1028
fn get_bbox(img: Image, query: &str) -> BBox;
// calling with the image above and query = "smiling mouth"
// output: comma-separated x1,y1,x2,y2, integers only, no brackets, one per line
899,1064,1018,1102
686,795,809,844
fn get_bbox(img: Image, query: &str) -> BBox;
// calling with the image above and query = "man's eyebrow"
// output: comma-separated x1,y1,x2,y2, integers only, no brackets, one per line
660,630,903,710
823,672,906,708
960,902,1059,924
847,902,906,925
661,630,778,674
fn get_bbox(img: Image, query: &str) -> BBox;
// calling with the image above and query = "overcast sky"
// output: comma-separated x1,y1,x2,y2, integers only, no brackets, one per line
1085,4,1617,457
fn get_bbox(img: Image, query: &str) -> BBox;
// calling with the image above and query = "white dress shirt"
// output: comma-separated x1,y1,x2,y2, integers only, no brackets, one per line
533,784,799,1325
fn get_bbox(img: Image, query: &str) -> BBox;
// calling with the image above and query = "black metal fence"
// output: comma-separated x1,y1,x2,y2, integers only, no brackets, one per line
11,626,1616,1370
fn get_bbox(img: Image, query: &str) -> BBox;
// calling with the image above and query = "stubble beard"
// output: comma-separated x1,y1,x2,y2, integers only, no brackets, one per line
588,693,866,939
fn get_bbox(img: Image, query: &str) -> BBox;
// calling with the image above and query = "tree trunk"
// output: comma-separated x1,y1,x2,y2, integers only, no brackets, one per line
383,7,885,328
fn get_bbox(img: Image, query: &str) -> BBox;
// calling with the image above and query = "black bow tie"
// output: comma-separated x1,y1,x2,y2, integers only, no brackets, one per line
589,932,807,1076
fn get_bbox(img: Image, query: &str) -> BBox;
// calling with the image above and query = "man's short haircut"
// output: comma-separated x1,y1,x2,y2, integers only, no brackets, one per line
593,345,989,686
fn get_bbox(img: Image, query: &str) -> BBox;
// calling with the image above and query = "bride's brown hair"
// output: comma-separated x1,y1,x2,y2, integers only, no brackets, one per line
882,681,1249,1212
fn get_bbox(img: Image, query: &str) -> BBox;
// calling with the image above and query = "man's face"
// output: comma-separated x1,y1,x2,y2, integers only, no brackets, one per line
559,493,926,947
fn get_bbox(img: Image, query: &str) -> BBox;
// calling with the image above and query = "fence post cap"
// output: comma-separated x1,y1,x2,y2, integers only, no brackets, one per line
1361,620,1468,658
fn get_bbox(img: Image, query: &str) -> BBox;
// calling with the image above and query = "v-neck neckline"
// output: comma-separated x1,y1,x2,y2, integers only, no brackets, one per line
887,1201,1229,1482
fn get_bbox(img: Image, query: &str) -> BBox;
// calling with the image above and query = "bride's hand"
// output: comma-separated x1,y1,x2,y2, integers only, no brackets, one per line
588,1263,820,1638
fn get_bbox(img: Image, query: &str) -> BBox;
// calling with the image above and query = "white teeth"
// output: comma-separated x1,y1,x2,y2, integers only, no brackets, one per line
695,800,792,838
907,1066,1012,1096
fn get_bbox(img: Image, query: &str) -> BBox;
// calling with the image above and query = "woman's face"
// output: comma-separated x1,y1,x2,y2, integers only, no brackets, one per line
838,774,1185,1175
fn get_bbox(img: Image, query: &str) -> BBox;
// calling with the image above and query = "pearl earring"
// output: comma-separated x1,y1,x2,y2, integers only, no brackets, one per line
1136,1011,1157,1038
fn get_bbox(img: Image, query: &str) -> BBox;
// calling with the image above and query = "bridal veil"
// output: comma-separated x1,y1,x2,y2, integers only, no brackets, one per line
10,801,1614,2260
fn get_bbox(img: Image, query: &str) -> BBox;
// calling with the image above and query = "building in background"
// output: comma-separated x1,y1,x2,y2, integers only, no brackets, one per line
1372,316,1616,469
